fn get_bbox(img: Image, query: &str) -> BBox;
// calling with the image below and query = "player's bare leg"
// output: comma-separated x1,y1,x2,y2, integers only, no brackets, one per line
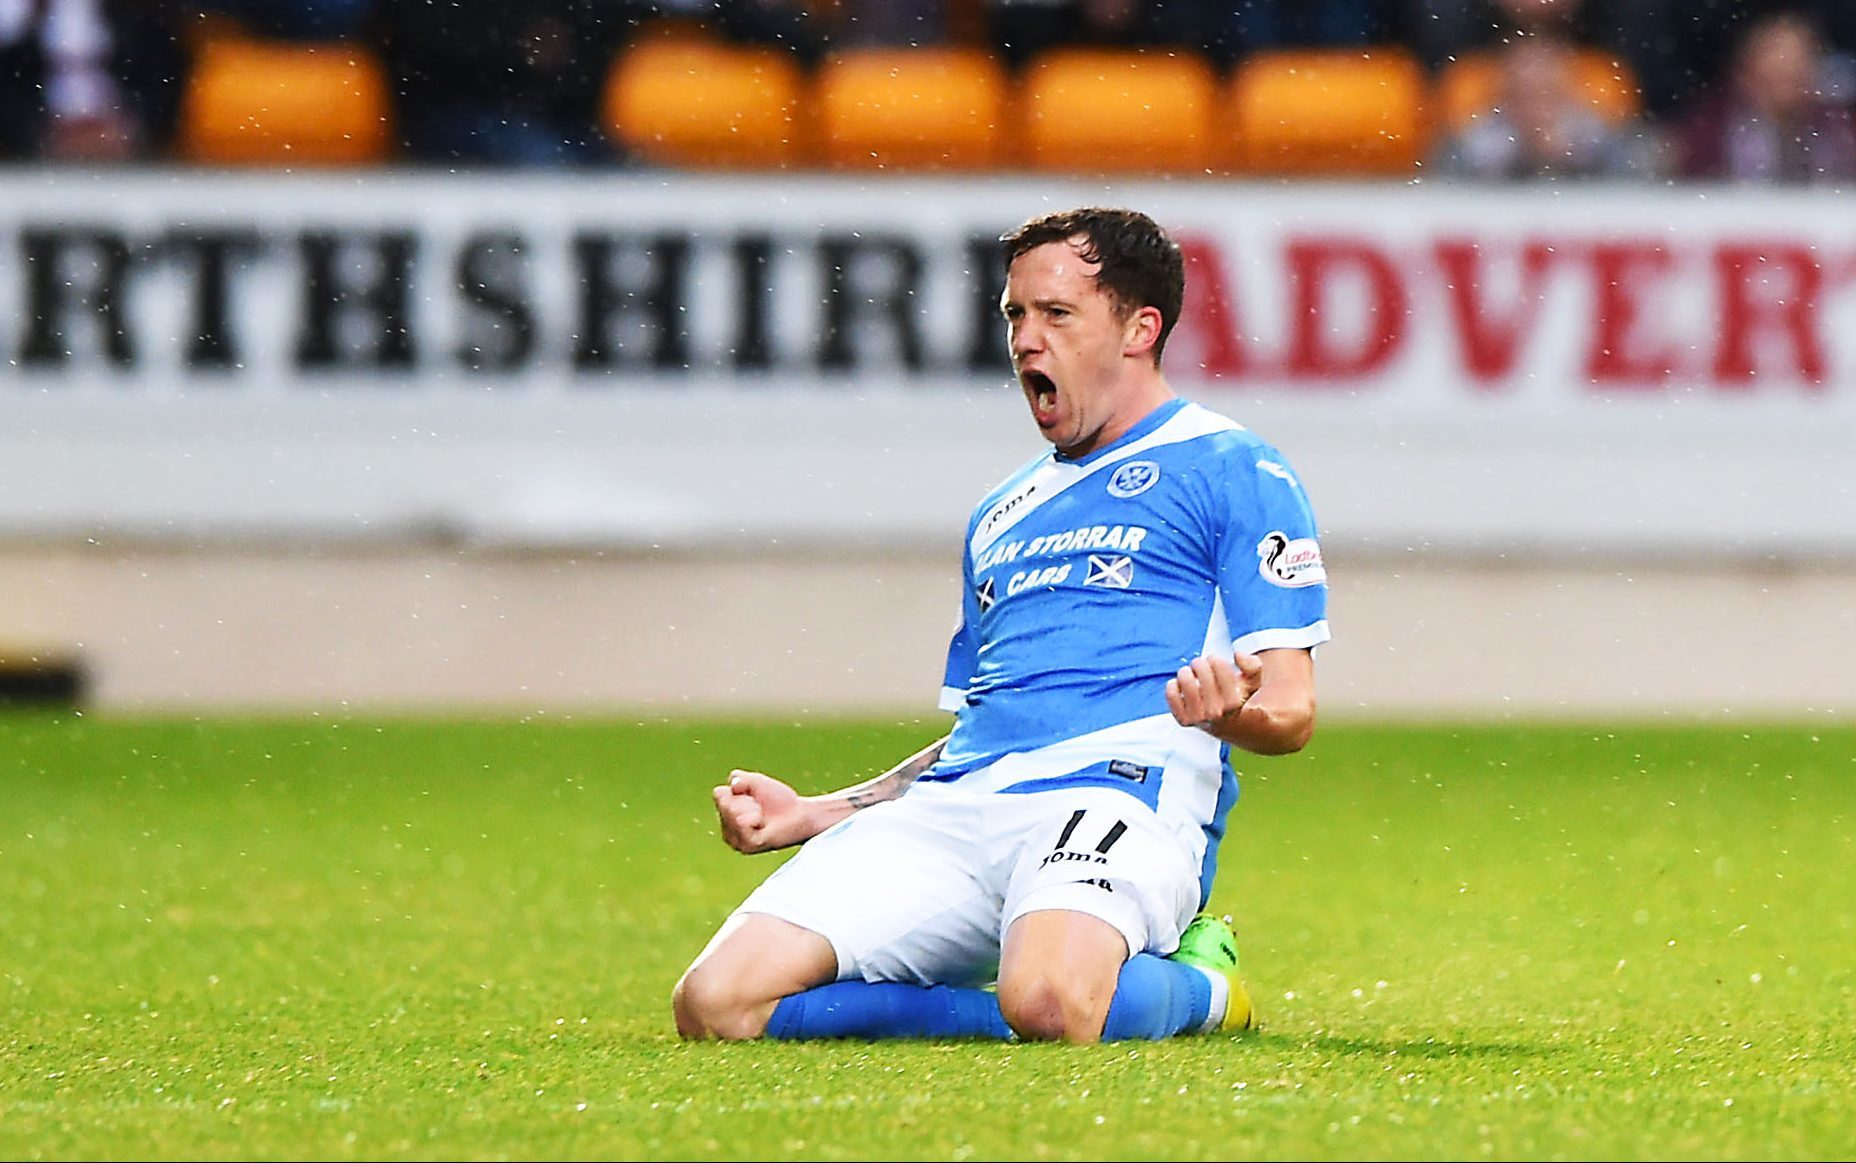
995,908,1129,1043
673,913,837,1040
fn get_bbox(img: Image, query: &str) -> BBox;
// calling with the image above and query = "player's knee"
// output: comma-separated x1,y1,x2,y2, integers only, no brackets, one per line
671,964,770,1042
997,975,1106,1044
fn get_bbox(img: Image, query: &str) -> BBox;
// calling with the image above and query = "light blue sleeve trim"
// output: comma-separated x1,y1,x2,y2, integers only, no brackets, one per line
1232,621,1331,656
938,685,968,713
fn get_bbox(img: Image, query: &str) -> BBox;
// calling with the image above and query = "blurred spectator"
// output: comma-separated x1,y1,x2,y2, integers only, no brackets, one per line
1405,0,1693,118
1598,1,1757,120
1405,0,1856,122
1432,33,1654,180
1671,7,1856,183
0,0,136,161
1613,0,1856,121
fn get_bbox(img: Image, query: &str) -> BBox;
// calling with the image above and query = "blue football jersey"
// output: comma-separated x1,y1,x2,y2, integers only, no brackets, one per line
924,397,1331,901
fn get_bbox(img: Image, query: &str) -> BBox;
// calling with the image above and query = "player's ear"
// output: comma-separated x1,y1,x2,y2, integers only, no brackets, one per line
1123,305,1163,358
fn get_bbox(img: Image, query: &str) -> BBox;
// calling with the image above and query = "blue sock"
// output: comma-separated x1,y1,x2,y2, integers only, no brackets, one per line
1100,953,1214,1041
765,981,1014,1041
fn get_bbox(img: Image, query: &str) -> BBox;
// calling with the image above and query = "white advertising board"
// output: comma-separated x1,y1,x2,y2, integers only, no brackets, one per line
2,170,1852,557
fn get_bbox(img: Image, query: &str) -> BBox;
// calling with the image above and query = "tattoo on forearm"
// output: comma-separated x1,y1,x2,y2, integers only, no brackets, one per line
840,737,945,811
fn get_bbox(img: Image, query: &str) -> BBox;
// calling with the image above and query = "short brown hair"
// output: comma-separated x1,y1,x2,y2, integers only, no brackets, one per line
1000,207,1185,364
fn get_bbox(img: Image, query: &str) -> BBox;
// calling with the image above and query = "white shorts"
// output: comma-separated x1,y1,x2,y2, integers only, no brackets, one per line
733,779,1202,986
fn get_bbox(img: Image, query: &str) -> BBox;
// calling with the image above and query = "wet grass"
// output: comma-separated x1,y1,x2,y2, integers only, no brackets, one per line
1,713,1852,1160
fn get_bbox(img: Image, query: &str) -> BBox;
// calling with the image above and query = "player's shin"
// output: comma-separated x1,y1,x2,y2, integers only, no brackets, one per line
764,981,1013,1040
1099,953,1216,1040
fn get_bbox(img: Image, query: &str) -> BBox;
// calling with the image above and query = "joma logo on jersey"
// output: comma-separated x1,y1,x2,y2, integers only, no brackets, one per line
977,483,1037,538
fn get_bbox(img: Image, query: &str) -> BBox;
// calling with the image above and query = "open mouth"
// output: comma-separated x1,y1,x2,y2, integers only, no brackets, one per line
1021,370,1058,421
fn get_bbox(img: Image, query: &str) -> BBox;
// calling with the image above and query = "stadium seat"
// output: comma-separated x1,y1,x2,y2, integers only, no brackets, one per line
1222,48,1427,176
603,39,809,170
1437,47,1642,131
0,644,83,707
179,36,392,166
813,47,1008,172
1020,48,1218,175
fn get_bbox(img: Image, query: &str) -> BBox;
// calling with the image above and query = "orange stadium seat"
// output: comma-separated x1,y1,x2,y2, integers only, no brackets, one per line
603,39,809,169
1222,48,1427,176
1020,48,1218,175
1437,48,1642,131
814,47,1008,172
180,37,392,165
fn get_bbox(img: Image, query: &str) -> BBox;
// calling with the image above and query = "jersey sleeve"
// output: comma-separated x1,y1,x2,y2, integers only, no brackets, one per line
938,519,983,711
1214,447,1332,655
939,615,977,712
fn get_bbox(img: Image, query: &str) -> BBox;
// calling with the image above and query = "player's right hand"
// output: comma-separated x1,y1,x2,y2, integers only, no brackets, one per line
1166,649,1263,734
712,769,807,854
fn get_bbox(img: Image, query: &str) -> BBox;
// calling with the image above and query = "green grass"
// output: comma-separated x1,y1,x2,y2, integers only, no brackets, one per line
2,713,1853,1160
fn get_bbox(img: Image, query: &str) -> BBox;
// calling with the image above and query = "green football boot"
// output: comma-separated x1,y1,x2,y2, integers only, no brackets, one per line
1171,913,1258,1033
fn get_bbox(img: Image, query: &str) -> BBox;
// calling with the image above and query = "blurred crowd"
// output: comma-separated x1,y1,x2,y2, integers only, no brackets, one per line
3,0,1854,182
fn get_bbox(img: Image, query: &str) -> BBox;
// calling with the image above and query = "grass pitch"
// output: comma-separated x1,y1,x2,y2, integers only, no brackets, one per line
1,713,1852,1160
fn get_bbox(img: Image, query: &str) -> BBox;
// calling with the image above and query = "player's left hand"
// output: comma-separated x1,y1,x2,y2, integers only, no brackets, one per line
1166,649,1263,732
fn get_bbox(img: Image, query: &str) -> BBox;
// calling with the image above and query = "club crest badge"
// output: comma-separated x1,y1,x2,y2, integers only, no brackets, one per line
1106,460,1160,498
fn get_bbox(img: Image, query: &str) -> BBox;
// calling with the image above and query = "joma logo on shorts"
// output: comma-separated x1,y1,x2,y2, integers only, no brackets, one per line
1040,850,1109,868
1048,810,1128,870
